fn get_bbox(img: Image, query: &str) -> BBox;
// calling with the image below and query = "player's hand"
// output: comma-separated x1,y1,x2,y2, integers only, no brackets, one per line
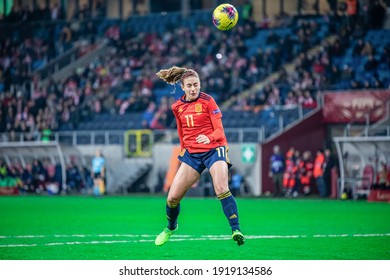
196,134,210,144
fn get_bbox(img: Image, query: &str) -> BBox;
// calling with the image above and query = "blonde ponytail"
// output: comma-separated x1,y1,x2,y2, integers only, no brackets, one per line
156,66,199,85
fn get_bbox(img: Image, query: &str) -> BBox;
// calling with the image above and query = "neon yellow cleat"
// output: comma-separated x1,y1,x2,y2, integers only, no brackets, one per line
232,230,245,246
155,226,177,246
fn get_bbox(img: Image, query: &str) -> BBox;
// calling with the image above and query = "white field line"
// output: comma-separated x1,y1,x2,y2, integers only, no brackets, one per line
0,233,389,248
0,234,190,239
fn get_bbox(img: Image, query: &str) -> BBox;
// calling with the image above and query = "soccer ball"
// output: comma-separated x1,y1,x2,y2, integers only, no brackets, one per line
212,3,239,31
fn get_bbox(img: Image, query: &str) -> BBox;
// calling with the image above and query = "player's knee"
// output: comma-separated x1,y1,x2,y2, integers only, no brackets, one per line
214,184,229,196
167,196,180,207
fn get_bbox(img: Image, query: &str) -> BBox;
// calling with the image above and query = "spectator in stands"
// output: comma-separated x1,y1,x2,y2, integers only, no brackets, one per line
50,2,64,20
327,0,338,14
150,110,167,129
241,0,254,23
350,79,360,89
340,64,354,81
372,78,384,89
141,101,156,128
362,79,372,89
266,31,279,45
41,123,52,142
300,71,314,90
380,45,390,68
259,13,272,29
105,25,120,42
353,39,365,57
94,1,106,18
329,65,341,84
364,55,379,72
367,0,387,29
329,38,345,57
58,25,73,53
312,57,326,75
266,87,281,107
361,41,374,56
301,91,317,108
78,3,91,20
346,0,359,31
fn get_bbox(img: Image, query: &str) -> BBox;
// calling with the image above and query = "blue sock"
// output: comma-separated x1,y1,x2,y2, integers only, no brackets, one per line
166,203,180,230
218,190,240,231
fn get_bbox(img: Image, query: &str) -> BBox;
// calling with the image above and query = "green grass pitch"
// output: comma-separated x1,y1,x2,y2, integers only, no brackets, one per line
0,196,389,260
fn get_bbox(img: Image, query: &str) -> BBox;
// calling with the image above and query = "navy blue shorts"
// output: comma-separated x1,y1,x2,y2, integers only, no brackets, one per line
178,146,232,174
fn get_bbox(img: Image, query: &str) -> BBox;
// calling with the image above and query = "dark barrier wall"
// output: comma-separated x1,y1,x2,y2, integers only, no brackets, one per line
261,109,326,194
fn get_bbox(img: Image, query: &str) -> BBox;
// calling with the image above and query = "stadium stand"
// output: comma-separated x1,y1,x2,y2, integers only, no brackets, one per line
3,14,337,137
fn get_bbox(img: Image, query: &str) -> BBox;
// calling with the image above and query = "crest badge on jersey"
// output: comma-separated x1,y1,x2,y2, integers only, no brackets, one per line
195,103,202,113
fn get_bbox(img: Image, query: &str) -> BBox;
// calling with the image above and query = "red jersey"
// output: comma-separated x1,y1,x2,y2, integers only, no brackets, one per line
172,92,228,153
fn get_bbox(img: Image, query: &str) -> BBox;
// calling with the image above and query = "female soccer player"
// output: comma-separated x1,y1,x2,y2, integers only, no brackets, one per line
154,66,244,246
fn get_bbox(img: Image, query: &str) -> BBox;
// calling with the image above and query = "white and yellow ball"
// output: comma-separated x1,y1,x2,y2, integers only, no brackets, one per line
212,3,239,31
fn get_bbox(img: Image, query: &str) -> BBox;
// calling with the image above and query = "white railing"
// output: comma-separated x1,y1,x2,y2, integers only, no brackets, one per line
0,128,266,146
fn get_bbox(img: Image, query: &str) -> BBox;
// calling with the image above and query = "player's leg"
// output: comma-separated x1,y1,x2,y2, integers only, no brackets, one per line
155,162,200,246
166,162,200,229
209,160,244,246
